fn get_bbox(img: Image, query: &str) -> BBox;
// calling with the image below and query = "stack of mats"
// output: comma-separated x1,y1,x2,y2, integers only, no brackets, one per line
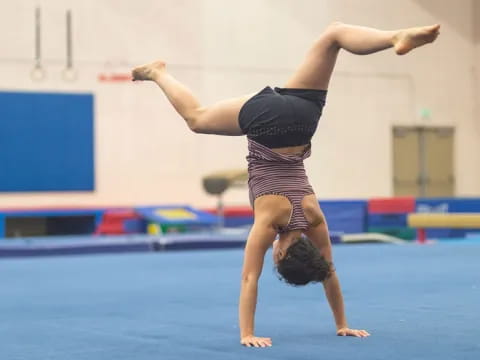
95,209,145,235
368,197,416,240
204,207,254,228
136,206,219,234
0,230,251,258
0,236,154,257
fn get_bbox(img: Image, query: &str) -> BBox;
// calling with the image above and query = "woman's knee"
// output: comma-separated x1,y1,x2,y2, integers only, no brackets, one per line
185,107,207,133
328,21,344,29
325,21,345,35
315,21,344,48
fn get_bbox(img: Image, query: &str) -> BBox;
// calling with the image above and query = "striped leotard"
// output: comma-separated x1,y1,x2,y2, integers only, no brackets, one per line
246,138,314,233
240,86,327,233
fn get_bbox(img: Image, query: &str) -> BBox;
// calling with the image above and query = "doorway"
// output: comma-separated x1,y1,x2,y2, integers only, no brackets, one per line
393,126,455,197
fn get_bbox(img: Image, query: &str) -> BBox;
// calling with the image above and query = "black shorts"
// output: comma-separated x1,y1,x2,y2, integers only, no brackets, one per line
238,86,327,148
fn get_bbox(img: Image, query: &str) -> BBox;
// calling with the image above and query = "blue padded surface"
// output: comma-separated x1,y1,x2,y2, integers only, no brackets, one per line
319,200,367,233
156,231,248,251
0,232,250,258
368,214,408,227
0,91,94,192
224,216,254,228
416,198,480,213
1,244,479,360
0,236,153,257
0,208,106,217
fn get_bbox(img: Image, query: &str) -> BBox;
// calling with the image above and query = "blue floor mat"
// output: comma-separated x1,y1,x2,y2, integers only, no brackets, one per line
1,243,479,360
0,231,251,257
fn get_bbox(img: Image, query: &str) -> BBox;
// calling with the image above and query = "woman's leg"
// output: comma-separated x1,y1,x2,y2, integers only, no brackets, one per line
285,22,440,90
132,60,253,135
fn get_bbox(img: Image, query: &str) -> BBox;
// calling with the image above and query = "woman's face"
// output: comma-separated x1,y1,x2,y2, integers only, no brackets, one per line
272,239,282,264
273,233,301,264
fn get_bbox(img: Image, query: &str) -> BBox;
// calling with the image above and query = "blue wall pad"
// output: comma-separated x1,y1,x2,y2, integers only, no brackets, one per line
448,199,480,212
416,198,480,238
425,228,480,239
416,198,480,213
319,200,367,234
224,216,254,228
0,91,94,192
368,214,408,227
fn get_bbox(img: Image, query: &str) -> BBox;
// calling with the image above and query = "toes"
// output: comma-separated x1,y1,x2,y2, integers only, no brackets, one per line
131,70,142,81
132,67,149,81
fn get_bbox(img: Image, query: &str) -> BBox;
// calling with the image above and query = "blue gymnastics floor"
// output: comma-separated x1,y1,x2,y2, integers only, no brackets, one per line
1,243,479,360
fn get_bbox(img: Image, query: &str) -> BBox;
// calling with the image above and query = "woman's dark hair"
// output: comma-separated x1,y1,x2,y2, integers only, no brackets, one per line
276,237,332,286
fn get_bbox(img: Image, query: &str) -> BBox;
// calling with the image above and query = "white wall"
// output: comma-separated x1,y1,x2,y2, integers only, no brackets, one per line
475,0,480,181
0,0,478,208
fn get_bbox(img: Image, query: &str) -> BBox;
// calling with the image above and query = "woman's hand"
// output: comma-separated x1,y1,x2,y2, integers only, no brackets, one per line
240,335,272,348
337,327,371,337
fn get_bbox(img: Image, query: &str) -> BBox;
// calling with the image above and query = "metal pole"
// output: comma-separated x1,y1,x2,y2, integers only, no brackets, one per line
66,10,72,68
217,196,225,229
62,9,76,81
31,7,45,80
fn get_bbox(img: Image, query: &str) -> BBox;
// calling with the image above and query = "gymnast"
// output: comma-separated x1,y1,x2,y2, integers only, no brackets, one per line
132,22,440,347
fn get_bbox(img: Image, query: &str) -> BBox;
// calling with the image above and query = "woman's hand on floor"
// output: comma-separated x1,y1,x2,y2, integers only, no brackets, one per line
240,335,272,347
336,327,371,337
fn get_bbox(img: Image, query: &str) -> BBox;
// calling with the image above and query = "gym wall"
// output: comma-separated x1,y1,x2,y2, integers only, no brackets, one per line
0,0,478,208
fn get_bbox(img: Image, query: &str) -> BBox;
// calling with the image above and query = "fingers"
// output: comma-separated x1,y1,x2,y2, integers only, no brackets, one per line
351,329,370,337
356,329,370,337
337,328,371,338
360,330,371,337
241,337,272,348
255,337,272,348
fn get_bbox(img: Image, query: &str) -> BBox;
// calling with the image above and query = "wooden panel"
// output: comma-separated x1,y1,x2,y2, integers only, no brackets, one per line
393,127,420,196
424,128,455,196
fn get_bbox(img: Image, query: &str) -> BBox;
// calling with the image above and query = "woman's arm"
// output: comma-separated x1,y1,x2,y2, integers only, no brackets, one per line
302,200,370,337
322,271,348,330
239,220,276,347
322,272,369,337
304,224,350,331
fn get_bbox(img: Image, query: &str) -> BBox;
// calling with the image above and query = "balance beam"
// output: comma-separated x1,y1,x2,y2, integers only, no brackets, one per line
407,213,480,243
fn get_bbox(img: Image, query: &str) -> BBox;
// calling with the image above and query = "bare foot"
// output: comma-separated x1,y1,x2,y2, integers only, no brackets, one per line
131,60,166,81
394,24,440,55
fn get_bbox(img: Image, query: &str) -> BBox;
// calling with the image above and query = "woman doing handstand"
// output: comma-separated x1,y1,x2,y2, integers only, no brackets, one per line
132,22,440,348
